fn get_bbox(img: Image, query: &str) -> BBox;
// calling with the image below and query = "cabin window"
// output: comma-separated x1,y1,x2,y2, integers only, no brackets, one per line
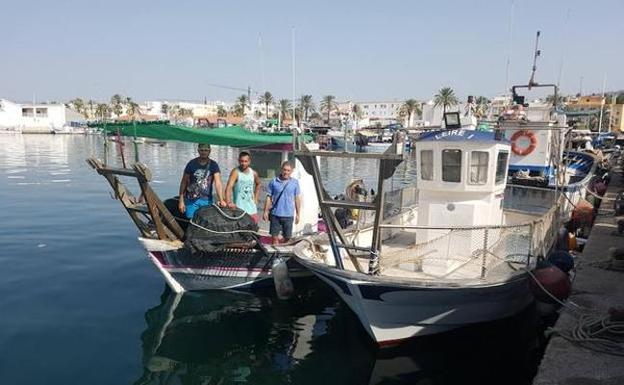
496,151,509,184
420,150,433,180
36,108,48,117
469,151,489,184
22,108,34,117
442,149,462,182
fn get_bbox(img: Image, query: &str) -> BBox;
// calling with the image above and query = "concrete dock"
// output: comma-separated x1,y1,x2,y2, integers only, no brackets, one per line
534,162,624,385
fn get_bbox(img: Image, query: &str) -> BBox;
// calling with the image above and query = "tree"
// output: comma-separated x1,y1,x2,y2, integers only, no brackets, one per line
125,99,141,120
110,94,124,117
95,103,110,122
86,100,96,119
161,103,169,116
545,94,564,106
352,104,363,119
217,105,227,117
434,87,459,118
399,99,421,128
69,98,86,116
616,93,624,105
236,94,249,117
298,94,315,122
178,108,193,120
278,99,292,121
169,104,181,122
474,96,490,118
319,95,337,124
258,91,274,118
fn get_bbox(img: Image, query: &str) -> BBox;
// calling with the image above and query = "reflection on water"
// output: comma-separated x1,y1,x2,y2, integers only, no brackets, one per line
136,280,544,385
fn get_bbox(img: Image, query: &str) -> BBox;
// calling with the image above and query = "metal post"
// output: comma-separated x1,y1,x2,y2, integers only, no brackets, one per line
481,228,489,279
369,159,387,274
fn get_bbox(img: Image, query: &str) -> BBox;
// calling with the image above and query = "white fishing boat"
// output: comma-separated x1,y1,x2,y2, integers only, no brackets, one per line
292,129,563,346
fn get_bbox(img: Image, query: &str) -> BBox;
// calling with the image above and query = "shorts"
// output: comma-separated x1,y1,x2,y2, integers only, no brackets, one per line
269,214,294,239
184,197,212,219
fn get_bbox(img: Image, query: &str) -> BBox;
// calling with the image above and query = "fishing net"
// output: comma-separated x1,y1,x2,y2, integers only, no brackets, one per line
184,205,259,253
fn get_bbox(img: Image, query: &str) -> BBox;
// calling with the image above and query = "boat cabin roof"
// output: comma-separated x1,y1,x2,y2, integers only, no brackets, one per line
418,129,509,144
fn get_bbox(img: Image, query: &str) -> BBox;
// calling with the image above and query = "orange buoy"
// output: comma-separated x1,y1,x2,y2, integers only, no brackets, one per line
511,130,537,156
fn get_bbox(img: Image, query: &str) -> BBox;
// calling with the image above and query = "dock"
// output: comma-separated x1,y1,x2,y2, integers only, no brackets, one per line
533,161,624,384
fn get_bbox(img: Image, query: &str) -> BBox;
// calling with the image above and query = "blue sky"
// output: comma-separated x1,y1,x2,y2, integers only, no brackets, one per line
1,0,622,103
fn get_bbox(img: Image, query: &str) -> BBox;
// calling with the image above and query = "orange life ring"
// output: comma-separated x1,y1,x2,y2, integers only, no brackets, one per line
511,130,537,156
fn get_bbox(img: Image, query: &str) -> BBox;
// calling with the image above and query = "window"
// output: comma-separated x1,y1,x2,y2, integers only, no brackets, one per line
22,108,34,117
36,108,48,117
496,151,509,184
420,150,433,180
469,151,489,184
442,149,462,182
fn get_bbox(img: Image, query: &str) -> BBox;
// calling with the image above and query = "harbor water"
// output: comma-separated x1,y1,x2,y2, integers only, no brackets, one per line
0,134,545,385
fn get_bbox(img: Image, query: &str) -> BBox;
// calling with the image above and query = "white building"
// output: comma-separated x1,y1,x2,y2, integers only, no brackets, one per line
0,99,85,132
421,101,462,127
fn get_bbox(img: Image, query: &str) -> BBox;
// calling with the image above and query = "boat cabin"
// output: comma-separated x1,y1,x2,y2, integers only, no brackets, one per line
415,129,510,228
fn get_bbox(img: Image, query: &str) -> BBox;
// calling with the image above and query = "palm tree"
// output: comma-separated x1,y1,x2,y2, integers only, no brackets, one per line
352,104,363,120
545,94,565,106
161,102,169,117
217,105,227,117
258,91,274,118
126,101,141,120
399,99,421,127
298,94,315,122
69,98,86,116
110,94,124,117
169,104,181,122
86,99,96,120
434,87,459,118
95,103,110,122
474,96,490,118
319,95,337,124
278,99,292,121
236,94,249,116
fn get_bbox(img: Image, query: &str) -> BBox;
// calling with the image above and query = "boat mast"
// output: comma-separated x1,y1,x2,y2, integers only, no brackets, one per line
528,31,541,89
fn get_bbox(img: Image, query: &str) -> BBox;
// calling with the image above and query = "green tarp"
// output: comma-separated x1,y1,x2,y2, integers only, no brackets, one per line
90,121,309,147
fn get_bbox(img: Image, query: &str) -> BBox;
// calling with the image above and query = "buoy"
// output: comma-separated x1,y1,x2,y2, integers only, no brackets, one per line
547,250,574,273
592,181,607,196
570,199,595,230
272,256,294,300
529,264,571,304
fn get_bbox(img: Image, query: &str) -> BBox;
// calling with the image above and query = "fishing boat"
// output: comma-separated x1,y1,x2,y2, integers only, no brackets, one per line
497,32,598,216
88,121,319,292
291,129,563,346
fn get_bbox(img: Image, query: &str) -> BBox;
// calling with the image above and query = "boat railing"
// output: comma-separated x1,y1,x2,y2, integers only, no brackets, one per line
375,202,561,282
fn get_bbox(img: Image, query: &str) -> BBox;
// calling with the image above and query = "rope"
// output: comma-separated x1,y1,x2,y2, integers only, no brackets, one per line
525,268,624,357
210,203,247,220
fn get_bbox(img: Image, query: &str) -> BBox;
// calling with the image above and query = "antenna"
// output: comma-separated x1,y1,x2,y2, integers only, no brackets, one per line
528,31,541,89
504,0,515,95
291,27,296,127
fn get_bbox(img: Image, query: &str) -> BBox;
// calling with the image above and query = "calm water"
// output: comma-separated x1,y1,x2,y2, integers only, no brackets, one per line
0,134,544,385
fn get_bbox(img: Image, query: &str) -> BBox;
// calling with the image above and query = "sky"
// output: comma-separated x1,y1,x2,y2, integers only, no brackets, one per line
1,0,623,104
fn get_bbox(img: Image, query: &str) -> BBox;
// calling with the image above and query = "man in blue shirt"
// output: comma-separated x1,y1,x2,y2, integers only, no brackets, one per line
263,161,301,244
178,143,225,219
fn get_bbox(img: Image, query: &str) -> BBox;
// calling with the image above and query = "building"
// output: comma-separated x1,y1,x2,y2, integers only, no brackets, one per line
565,94,624,132
610,103,624,132
0,99,85,132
